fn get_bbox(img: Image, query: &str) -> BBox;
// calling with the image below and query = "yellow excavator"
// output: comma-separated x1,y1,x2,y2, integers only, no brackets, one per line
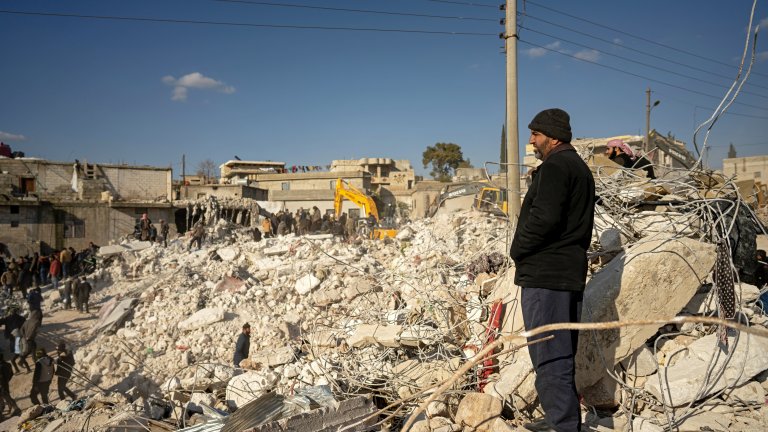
334,178,398,239
427,182,508,217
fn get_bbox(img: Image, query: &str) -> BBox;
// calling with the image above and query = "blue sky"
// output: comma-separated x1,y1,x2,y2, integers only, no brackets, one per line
1,0,766,178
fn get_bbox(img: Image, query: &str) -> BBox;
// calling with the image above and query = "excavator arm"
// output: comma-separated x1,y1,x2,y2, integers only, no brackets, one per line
334,178,380,221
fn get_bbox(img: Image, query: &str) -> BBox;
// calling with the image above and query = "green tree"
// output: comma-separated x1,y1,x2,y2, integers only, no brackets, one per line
422,142,467,182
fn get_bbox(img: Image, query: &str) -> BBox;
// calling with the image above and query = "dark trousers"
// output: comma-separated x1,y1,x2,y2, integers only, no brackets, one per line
521,287,583,432
57,376,76,400
30,380,51,405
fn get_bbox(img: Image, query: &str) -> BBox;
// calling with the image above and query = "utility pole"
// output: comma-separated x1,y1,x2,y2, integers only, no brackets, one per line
505,0,521,219
645,87,651,156
182,154,186,199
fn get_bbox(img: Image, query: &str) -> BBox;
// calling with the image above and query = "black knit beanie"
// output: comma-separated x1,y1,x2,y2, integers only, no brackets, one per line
528,108,572,143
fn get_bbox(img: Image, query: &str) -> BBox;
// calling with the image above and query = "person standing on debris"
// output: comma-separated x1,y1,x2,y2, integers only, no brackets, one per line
30,348,54,405
60,247,72,279
19,315,40,373
187,222,205,251
0,307,24,366
49,253,61,291
1,262,17,297
27,286,43,323
261,217,272,239
29,252,40,288
16,257,32,299
55,342,77,401
159,219,170,247
76,276,92,313
270,213,280,237
510,108,595,432
0,353,21,417
310,207,322,232
10,328,30,373
605,138,656,179
140,213,152,241
62,277,73,309
38,254,49,286
233,323,251,370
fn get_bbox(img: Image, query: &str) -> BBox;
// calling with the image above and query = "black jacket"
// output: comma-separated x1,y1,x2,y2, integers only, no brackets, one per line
510,144,595,291
233,333,250,366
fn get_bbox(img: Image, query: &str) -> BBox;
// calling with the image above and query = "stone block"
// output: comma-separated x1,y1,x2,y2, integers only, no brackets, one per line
252,346,296,367
455,392,503,432
295,274,321,295
581,375,621,409
216,246,240,261
348,324,402,348
621,345,658,377
178,307,225,331
343,279,374,300
724,380,765,405
645,333,768,407
576,237,716,392
312,288,343,306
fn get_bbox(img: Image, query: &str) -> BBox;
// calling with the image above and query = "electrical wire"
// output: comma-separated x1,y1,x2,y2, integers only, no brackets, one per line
520,25,768,101
0,9,497,36
519,12,768,93
524,0,768,80
518,39,768,112
214,0,497,22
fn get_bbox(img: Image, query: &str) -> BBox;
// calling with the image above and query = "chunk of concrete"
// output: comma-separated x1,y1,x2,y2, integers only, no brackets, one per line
644,333,768,407
295,274,321,295
455,392,502,432
621,345,658,377
225,370,278,409
216,246,240,261
483,348,536,412
343,279,374,300
178,307,225,331
723,380,765,405
576,237,716,392
348,324,402,348
251,346,296,367
580,375,621,409
312,288,343,306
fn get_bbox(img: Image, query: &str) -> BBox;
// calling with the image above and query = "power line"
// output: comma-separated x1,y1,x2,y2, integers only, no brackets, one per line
0,9,497,36
421,0,498,8
215,0,497,22
525,0,768,79
520,25,768,100
519,12,768,93
518,39,768,112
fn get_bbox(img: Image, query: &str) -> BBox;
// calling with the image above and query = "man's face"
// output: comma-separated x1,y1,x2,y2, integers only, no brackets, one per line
604,147,617,157
530,131,560,161
244,327,251,336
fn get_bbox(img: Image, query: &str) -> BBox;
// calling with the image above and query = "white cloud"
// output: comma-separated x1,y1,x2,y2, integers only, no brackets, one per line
0,131,27,141
757,51,768,62
613,38,623,45
574,49,600,62
162,72,235,102
525,41,561,58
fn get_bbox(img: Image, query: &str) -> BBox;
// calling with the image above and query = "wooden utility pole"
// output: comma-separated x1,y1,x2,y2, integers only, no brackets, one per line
505,0,521,219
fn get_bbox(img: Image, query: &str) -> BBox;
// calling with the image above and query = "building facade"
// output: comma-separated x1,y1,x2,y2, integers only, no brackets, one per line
0,157,174,256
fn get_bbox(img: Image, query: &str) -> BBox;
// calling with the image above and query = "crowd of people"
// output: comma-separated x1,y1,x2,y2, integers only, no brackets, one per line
0,244,95,420
258,207,365,240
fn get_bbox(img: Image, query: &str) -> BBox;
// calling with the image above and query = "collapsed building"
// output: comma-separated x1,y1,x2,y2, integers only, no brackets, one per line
3,144,768,432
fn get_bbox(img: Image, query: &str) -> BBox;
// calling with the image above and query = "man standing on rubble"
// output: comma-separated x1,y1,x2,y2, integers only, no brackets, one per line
233,323,251,371
159,219,170,247
510,108,595,432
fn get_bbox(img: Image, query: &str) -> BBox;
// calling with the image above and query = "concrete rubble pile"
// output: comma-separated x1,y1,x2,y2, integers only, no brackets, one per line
8,165,768,432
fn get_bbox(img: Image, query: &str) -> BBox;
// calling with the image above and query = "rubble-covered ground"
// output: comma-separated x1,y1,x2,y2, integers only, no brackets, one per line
4,164,768,432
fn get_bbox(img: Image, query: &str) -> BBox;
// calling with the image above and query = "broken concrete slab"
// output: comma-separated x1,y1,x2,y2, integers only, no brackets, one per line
214,276,246,293
348,324,403,348
295,273,321,295
178,307,225,331
645,332,768,407
576,237,716,392
455,392,502,432
251,346,296,367
92,298,139,334
621,345,658,377
216,246,240,261
723,380,765,405
225,370,279,410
